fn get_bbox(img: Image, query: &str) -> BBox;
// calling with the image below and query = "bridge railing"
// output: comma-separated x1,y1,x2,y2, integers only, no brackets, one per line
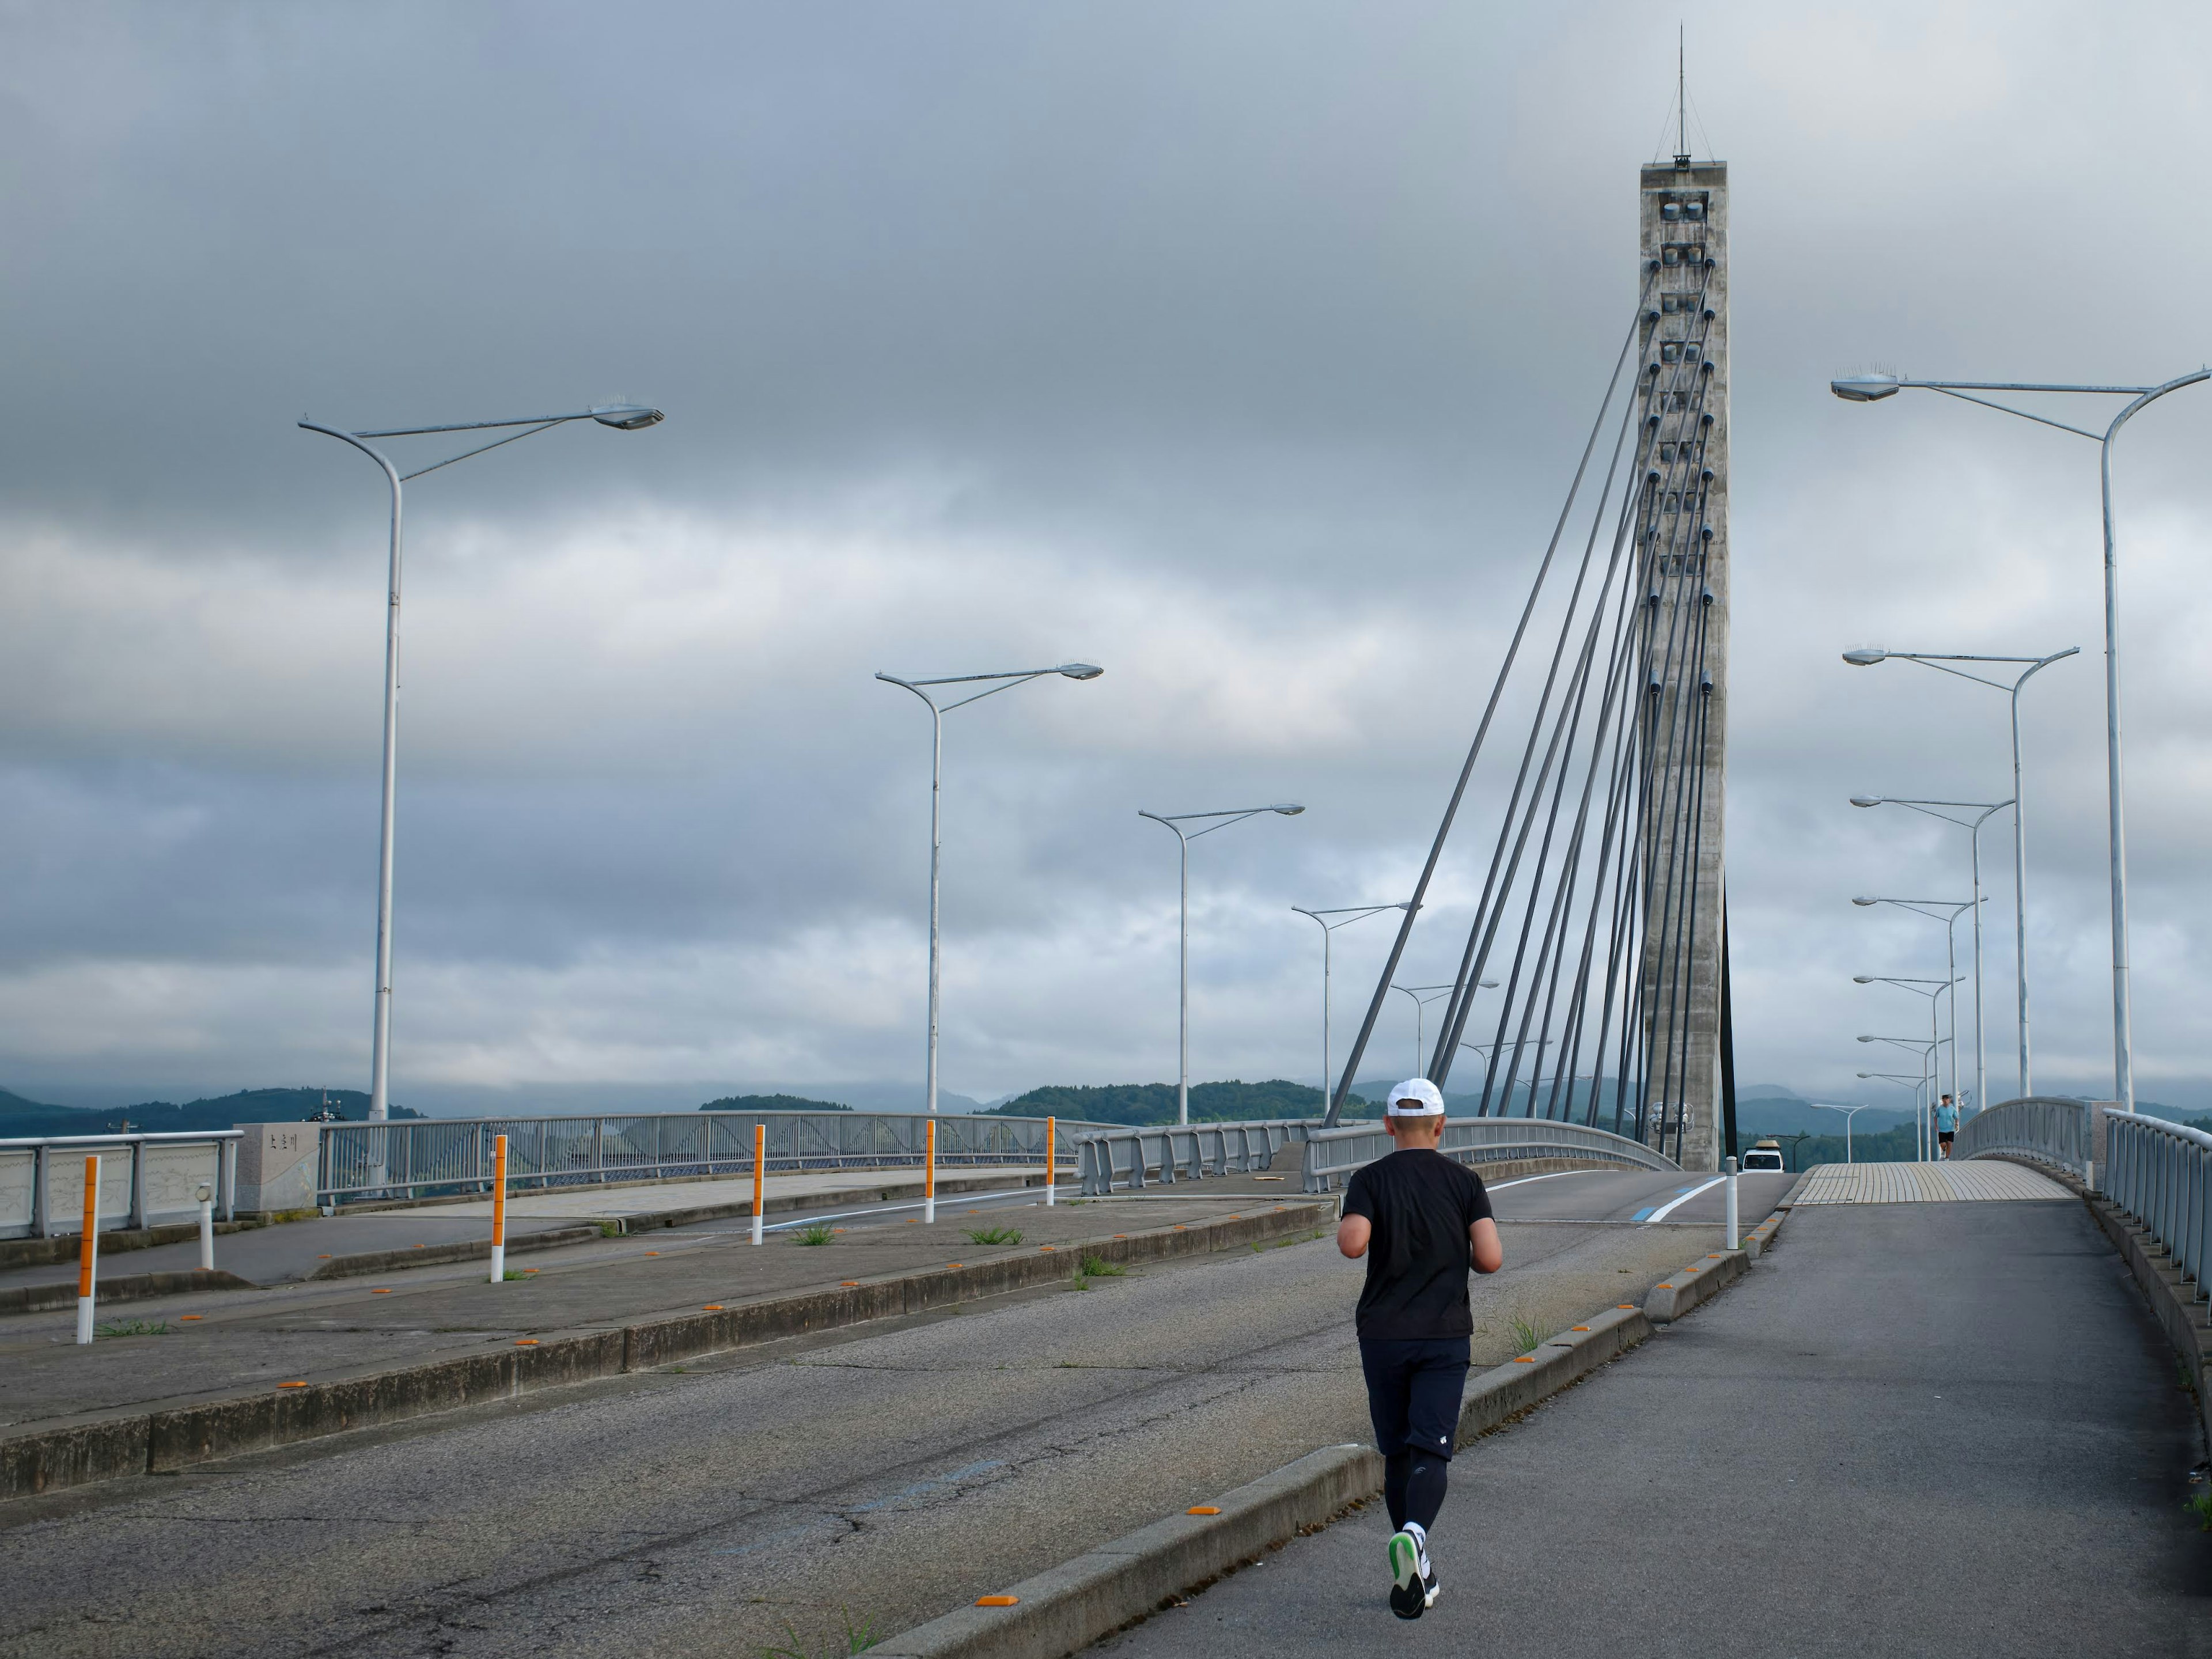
2104,1111,2211,1309
1071,1120,1315,1196
319,1112,1111,1208
0,1130,240,1238
1955,1096,2093,1181
1300,1116,1678,1194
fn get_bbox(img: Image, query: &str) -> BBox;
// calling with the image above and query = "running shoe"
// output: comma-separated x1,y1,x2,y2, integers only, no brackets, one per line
1387,1529,1426,1619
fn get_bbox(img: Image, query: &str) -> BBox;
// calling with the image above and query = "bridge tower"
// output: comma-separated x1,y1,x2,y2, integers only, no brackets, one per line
1635,153,1729,1171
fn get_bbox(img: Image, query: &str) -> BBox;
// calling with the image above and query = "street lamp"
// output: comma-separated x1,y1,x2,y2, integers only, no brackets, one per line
1850,798,2010,1114
300,401,665,1130
1853,975,1960,1161
1458,1036,1552,1116
1391,980,1491,1084
1851,896,1974,1113
1857,1034,1940,1156
1843,646,2077,1098
1139,805,1305,1125
1293,904,1412,1118
1830,369,2211,1112
877,664,1104,1119
1813,1100,1871,1165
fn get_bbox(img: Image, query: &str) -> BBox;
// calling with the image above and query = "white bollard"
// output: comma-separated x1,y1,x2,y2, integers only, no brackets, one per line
1725,1155,1740,1252
1045,1116,1056,1207
77,1153,101,1346
196,1182,215,1272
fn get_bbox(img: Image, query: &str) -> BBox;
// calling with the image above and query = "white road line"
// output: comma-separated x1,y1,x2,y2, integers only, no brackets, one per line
1641,1175,1726,1224
1486,1171,1586,1191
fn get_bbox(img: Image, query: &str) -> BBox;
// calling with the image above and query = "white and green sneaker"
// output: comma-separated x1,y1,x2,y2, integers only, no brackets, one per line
1387,1528,1427,1619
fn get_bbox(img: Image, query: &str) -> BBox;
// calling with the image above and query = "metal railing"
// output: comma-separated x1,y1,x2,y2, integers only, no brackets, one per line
1073,1120,1316,1196
0,1130,240,1240
1955,1095,2094,1181
2104,1111,2211,1313
317,1111,1112,1207
1300,1117,1678,1193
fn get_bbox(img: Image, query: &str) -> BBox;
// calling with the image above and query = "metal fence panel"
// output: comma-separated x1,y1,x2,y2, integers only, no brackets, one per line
1298,1116,1678,1194
0,1131,241,1238
1953,1096,2092,1180
2104,1111,2212,1307
316,1111,1118,1206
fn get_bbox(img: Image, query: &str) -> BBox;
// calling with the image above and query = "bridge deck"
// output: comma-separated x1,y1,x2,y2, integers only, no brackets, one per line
1087,1196,2209,1659
1792,1158,2070,1204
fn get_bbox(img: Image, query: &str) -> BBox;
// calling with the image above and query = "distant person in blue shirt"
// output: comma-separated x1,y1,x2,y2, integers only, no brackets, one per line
1934,1094,1960,1157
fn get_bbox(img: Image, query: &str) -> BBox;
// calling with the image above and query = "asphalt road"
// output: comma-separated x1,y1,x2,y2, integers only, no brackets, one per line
0,1166,1749,1659
1090,1199,2212,1659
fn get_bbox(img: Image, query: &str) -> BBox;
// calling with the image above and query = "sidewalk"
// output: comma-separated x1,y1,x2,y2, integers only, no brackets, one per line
1087,1198,2212,1659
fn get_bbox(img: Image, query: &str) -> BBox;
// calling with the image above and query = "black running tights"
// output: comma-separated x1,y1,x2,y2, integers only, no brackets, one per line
1383,1449,1448,1534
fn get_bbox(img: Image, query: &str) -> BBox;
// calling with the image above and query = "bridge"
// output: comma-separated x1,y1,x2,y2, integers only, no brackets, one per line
5,150,2210,1659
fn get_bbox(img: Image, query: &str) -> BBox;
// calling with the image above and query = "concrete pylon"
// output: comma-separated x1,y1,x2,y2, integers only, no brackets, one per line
1635,156,1729,1172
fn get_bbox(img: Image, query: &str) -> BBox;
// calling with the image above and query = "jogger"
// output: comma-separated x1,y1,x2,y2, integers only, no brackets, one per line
1336,1078,1504,1620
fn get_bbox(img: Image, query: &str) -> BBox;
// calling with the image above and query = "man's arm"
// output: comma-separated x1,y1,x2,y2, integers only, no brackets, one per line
1337,1213,1372,1258
1469,1216,1503,1274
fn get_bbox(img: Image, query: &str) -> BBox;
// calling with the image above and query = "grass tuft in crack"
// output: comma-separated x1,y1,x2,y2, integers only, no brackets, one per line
1509,1316,1547,1354
760,1611,876,1658
97,1319,169,1338
965,1226,1022,1245
1078,1252,1125,1277
793,1224,837,1246
2186,1488,2212,1532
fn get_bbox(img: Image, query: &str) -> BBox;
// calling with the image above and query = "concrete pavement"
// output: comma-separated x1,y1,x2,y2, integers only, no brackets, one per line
1088,1198,2212,1659
0,1179,1762,1659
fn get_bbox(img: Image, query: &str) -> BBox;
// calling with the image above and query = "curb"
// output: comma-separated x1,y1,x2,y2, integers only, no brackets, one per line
305,1224,608,1281
0,1270,255,1317
1,1200,1332,1503
0,1219,266,1274
873,1304,1654,1659
1642,1248,1749,1323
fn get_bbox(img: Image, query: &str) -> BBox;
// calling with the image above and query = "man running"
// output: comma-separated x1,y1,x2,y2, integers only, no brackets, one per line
1336,1078,1504,1620
1934,1093,1959,1158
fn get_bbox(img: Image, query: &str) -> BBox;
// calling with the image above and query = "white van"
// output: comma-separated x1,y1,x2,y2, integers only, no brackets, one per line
1739,1138,1786,1172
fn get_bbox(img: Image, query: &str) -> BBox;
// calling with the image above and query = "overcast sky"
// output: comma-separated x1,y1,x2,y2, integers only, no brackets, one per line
5,1,2212,1115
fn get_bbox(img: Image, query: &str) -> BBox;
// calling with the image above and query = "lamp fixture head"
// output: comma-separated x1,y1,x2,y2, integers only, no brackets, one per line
590,402,666,430
1272,804,1306,816
1831,374,1902,402
1841,647,1887,666
1849,796,1883,808
1056,662,1104,680
1851,896,1879,907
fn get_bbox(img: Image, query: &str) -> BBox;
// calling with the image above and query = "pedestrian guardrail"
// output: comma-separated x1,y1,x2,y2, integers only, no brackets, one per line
0,1130,240,1239
2104,1111,2211,1312
318,1111,1112,1207
1299,1116,1678,1194
1955,1096,2093,1181
1072,1120,1316,1196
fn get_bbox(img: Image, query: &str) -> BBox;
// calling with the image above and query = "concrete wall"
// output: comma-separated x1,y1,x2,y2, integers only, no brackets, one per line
234,1122,320,1215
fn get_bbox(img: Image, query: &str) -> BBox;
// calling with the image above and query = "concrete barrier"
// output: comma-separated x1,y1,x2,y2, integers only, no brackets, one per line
1642,1248,1749,1322
0,1268,253,1317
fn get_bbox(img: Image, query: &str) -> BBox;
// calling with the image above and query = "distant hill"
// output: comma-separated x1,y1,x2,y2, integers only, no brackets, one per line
698,1093,850,1112
988,1080,1363,1126
0,1086,421,1137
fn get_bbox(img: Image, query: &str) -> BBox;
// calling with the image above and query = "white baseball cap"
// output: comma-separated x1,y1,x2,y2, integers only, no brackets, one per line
1386,1078,1445,1116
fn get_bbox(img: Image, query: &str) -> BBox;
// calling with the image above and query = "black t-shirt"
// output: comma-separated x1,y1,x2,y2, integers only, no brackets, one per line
1342,1148,1494,1340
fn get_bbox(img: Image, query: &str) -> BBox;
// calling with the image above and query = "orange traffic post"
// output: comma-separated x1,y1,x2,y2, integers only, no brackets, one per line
923,1118,937,1225
1045,1115,1056,1207
488,1134,509,1283
751,1123,765,1245
75,1153,100,1345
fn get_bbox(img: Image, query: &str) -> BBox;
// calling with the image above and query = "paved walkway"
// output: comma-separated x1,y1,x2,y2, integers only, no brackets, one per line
1091,1198,2211,1659
1793,1158,2070,1203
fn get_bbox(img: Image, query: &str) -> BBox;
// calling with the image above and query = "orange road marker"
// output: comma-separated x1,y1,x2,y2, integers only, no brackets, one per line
488,1134,509,1283
514,1339,539,1346
372,1288,392,1294
74,1154,100,1346
975,1596,1019,1607
180,1315,203,1321
278,1381,307,1388
1186,1506,1220,1515
751,1123,766,1246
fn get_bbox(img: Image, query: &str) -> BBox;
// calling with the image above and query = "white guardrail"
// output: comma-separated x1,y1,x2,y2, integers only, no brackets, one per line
319,1111,1118,1207
2105,1111,2211,1313
1954,1095,2097,1181
1073,1120,1316,1195
1300,1116,1679,1193
0,1131,241,1240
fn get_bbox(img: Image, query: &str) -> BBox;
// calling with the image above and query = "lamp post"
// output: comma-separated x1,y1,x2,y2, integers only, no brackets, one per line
1139,805,1305,1126
1850,798,2010,1113
1842,647,2076,1099
876,665,1104,1120
1831,369,2210,1111
1853,976,1959,1161
1457,1036,1553,1116
1293,904,1411,1115
1391,980,1491,1082
1813,1100,1870,1164
1849,898,1974,1116
1858,1035,1940,1158
301,401,665,1134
